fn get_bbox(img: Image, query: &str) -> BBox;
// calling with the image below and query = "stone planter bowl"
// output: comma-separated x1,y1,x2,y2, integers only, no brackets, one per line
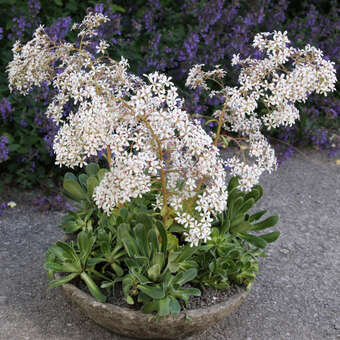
56,274,249,339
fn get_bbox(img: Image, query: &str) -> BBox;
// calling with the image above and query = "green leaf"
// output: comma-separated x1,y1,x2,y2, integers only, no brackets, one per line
230,221,253,234
238,233,268,249
141,300,158,314
127,295,134,304
169,296,181,315
47,244,71,262
111,263,124,277
239,198,255,214
45,262,80,273
152,252,165,268
199,244,214,251
138,285,165,299
175,268,197,286
147,263,161,282
134,223,149,256
230,215,245,228
77,231,96,266
97,169,108,182
86,176,99,196
221,218,230,234
244,188,259,202
167,233,179,251
158,296,171,316
86,163,100,176
248,210,267,222
227,176,239,192
172,288,199,304
176,245,197,262
130,268,151,284
252,216,279,231
156,222,168,254
118,224,139,257
135,213,153,226
64,172,78,183
63,178,87,202
122,276,133,297
48,273,79,289
232,196,244,215
252,185,264,201
176,287,201,296
78,174,88,188
62,221,82,234
55,241,80,265
168,224,186,232
148,229,159,253
80,272,106,303
101,281,114,289
87,257,106,266
120,208,129,220
259,231,280,243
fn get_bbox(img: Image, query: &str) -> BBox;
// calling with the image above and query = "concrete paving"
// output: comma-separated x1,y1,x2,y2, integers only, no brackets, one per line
1,151,339,340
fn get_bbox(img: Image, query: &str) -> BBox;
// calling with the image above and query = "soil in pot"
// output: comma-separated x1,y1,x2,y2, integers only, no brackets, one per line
76,278,244,312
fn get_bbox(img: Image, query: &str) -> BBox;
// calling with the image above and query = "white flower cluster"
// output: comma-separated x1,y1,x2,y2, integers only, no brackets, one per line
72,12,110,39
92,72,229,246
7,16,336,246
185,64,226,90
187,31,337,192
8,26,56,94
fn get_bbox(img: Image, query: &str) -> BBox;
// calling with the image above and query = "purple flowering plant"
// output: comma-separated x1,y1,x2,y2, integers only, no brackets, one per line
0,0,339,194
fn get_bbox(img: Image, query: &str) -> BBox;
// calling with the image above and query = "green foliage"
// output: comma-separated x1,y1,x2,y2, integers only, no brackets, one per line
107,221,200,318
0,0,87,188
194,177,279,290
45,230,107,302
193,230,261,290
46,169,280,318
223,177,280,248
59,163,108,233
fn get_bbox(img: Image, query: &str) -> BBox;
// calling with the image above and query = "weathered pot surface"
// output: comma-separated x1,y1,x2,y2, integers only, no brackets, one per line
56,273,249,339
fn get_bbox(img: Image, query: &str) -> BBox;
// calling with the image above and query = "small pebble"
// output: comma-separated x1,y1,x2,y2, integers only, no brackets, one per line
280,248,290,255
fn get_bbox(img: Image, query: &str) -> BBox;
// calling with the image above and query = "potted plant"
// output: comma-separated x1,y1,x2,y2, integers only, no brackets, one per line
7,12,336,340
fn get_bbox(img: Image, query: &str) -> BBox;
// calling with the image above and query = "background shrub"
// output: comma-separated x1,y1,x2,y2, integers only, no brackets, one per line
0,0,339,190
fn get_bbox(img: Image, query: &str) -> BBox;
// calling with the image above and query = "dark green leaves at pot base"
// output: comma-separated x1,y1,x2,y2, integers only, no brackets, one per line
45,231,107,303
194,176,280,290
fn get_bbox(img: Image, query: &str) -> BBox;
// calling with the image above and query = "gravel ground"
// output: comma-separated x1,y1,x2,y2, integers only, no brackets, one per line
1,151,340,340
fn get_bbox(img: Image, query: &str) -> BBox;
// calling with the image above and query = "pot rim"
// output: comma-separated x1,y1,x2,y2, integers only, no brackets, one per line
55,271,249,320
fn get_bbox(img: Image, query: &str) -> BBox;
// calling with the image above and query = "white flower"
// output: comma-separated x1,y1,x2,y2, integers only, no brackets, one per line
96,40,109,54
7,18,337,246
